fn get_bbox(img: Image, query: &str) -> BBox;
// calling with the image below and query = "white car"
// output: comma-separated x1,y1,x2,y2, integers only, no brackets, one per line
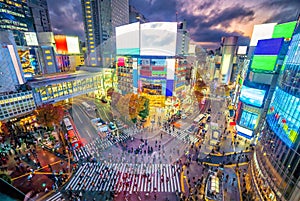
181,114,187,119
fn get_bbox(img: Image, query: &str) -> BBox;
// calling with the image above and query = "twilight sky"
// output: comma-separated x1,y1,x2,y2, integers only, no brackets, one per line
47,0,300,49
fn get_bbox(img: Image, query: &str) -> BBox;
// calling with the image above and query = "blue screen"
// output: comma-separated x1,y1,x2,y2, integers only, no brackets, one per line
239,85,266,107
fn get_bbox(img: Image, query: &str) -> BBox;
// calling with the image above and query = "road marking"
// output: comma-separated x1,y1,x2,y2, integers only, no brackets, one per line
74,109,83,123
86,130,92,138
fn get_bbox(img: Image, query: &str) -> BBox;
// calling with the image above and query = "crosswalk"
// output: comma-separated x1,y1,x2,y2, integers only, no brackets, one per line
74,131,138,161
65,162,181,193
45,192,64,201
161,128,199,145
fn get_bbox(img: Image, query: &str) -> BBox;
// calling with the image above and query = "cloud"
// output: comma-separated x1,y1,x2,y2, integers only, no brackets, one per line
47,0,84,39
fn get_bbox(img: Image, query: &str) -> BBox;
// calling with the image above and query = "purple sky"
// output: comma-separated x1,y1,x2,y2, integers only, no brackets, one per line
48,0,300,49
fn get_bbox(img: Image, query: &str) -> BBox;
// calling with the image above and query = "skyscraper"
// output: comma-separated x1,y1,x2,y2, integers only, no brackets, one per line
81,0,129,67
0,0,35,46
27,0,52,32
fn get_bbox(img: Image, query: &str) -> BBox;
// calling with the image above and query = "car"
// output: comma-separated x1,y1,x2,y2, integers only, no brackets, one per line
101,98,108,103
109,122,116,130
181,114,187,119
188,125,196,132
207,116,211,122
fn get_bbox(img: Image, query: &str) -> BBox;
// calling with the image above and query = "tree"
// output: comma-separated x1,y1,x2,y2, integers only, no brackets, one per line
34,104,65,128
138,96,149,120
0,122,10,135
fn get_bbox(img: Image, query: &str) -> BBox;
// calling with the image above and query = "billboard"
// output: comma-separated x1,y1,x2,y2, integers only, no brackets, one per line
251,55,278,71
237,46,247,55
250,23,277,46
254,38,284,55
236,125,253,138
140,22,177,56
24,32,39,46
116,22,140,55
66,36,80,54
55,35,68,54
272,21,297,39
239,85,266,107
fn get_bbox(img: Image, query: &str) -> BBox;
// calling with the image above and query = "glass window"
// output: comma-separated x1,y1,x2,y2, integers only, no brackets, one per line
239,110,258,130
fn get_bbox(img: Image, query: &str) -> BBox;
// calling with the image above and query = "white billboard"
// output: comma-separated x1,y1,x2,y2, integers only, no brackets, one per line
166,58,175,79
250,23,277,46
237,46,247,55
66,36,80,54
141,22,177,56
24,32,39,46
116,22,140,55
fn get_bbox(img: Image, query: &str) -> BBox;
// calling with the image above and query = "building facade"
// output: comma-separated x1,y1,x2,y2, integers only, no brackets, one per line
256,23,300,201
0,0,35,46
27,0,52,32
81,0,129,67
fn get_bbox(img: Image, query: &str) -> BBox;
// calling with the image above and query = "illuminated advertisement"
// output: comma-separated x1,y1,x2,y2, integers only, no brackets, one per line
239,85,266,107
250,23,277,46
237,46,247,55
140,22,177,56
272,21,297,39
54,35,68,54
66,36,80,54
236,125,253,138
24,32,39,46
254,38,284,55
17,48,39,78
116,22,140,55
267,87,300,148
251,55,278,71
56,55,70,71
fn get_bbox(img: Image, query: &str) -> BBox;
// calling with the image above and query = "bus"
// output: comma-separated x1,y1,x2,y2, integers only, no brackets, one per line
82,101,92,111
63,117,73,131
194,114,206,124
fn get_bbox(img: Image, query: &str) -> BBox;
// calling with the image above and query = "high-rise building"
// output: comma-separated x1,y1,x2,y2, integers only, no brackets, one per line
129,5,147,23
253,21,300,201
27,0,52,32
0,0,35,46
81,0,129,67
219,36,238,85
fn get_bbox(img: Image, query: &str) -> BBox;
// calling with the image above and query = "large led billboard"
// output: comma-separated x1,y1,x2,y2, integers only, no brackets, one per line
140,22,177,56
239,85,266,107
251,55,278,71
24,32,39,46
236,125,253,138
66,36,80,54
55,35,68,54
272,21,297,39
254,38,284,55
116,22,140,55
250,23,277,46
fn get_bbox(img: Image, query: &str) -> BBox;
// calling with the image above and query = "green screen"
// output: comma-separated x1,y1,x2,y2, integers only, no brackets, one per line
272,21,297,39
251,55,278,71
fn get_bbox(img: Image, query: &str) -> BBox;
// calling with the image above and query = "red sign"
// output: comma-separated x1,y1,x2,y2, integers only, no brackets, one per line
55,35,68,54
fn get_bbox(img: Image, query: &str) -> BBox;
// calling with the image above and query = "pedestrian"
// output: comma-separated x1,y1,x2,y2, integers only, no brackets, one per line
154,194,157,200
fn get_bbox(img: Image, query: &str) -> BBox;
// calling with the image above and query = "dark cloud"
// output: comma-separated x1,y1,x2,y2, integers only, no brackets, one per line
47,0,84,39
130,0,255,48
261,0,300,23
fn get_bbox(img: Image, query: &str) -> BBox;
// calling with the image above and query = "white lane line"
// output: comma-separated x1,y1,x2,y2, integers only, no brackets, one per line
74,109,83,123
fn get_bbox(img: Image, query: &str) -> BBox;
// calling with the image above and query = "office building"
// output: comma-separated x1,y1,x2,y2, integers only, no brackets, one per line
0,0,35,46
81,0,129,67
235,21,297,141
116,21,189,112
129,5,147,23
253,21,300,201
219,36,238,85
27,0,52,32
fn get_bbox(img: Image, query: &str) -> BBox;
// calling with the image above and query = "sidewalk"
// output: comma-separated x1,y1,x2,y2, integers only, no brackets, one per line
4,145,71,200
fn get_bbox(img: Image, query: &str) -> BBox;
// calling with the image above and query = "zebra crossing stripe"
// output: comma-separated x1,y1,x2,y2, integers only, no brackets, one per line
45,192,61,201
